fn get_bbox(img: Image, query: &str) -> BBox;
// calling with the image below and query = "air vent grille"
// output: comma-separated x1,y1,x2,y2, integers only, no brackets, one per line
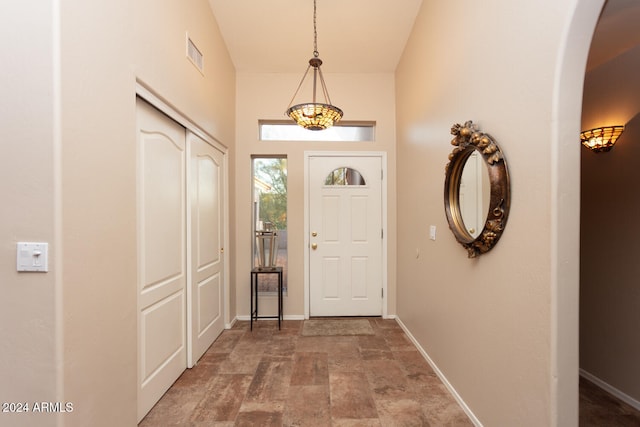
186,35,204,73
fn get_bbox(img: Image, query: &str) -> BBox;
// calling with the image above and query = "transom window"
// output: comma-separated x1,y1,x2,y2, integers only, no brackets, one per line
259,121,375,142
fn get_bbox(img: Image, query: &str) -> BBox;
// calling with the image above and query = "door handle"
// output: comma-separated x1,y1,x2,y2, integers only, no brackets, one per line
311,243,318,250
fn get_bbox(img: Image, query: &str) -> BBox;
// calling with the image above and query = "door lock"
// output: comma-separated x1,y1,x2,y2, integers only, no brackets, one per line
311,231,318,237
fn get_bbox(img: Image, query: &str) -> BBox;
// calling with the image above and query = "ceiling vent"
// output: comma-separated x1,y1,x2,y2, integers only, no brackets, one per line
186,34,204,74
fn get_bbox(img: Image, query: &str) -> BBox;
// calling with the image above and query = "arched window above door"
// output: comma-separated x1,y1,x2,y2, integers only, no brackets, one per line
324,167,366,186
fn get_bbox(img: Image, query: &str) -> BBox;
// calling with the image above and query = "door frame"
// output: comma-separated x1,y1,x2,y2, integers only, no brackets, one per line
304,151,388,319
136,81,231,358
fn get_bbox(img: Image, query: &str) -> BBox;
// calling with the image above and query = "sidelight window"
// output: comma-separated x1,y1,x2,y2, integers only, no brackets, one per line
252,156,288,292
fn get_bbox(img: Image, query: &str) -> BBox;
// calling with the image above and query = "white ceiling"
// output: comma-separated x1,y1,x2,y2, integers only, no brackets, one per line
208,0,638,75
207,0,423,74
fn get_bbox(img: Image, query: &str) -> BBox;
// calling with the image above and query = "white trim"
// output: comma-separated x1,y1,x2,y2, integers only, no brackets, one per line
303,151,388,319
135,80,227,152
236,315,306,322
185,131,193,367
579,369,640,411
395,317,482,427
223,147,231,329
225,317,237,330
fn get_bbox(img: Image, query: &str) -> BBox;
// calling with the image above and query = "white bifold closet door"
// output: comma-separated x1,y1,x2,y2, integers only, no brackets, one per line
136,98,224,422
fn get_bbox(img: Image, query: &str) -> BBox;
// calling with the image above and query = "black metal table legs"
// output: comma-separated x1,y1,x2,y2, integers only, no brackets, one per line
250,267,283,330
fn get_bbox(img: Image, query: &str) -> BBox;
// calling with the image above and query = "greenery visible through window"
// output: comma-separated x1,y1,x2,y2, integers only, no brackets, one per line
252,157,288,292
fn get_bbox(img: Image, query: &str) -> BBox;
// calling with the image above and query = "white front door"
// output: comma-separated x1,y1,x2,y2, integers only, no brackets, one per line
136,99,187,421
188,132,225,366
308,155,383,316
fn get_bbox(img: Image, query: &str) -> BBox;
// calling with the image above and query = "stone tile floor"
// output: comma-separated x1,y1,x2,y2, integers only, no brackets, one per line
140,318,640,426
140,318,473,426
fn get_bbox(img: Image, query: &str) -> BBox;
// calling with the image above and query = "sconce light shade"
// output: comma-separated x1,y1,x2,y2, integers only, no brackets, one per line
580,126,625,153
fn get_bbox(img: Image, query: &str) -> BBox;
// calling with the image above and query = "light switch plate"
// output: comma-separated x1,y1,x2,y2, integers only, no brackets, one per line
17,242,49,272
429,225,437,241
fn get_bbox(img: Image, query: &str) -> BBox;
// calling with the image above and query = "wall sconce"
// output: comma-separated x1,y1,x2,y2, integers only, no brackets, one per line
580,126,625,153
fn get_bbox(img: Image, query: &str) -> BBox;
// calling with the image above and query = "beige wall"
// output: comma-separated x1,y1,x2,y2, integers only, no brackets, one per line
234,72,397,318
0,2,59,426
581,44,640,402
395,1,602,425
2,0,613,425
1,1,234,426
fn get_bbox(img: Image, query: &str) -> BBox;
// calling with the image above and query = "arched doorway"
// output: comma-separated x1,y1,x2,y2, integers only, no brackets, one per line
552,0,605,425
579,0,640,423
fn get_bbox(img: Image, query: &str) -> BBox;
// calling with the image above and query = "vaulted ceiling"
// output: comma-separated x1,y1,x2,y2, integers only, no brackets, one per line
207,0,422,73
208,0,638,74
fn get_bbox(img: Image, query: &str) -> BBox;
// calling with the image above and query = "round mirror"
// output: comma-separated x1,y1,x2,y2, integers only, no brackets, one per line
444,120,510,258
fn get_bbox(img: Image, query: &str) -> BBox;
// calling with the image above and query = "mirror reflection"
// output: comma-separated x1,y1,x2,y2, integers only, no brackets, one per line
459,151,491,238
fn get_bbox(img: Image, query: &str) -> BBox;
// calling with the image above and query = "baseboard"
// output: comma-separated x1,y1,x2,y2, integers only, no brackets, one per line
580,368,640,411
395,317,482,427
236,314,389,321
235,314,306,321
225,317,237,329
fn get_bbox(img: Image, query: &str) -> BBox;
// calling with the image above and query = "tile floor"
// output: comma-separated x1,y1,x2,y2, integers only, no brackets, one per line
140,318,640,426
579,376,640,426
140,318,473,426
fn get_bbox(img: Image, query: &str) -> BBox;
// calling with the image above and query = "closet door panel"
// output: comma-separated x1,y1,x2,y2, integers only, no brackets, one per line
188,132,225,366
136,98,187,422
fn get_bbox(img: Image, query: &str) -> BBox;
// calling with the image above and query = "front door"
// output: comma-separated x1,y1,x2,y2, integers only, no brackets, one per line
308,155,383,316
188,132,225,366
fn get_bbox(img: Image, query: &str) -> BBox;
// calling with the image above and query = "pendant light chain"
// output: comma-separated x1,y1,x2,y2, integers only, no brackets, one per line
285,0,343,130
313,0,319,57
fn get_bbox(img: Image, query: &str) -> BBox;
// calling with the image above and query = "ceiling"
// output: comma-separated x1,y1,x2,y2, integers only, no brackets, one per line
207,0,423,74
208,0,638,75
587,0,640,71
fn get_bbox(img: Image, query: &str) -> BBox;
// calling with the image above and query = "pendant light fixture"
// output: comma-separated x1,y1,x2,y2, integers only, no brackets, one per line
286,0,343,131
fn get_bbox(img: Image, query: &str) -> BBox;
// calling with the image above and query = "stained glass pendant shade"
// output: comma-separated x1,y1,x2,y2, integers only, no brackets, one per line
285,0,343,131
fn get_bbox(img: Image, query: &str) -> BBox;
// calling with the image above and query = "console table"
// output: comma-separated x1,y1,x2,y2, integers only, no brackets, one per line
250,267,283,330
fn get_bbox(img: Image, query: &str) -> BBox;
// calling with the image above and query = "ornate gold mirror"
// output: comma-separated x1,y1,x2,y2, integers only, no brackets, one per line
444,121,510,257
